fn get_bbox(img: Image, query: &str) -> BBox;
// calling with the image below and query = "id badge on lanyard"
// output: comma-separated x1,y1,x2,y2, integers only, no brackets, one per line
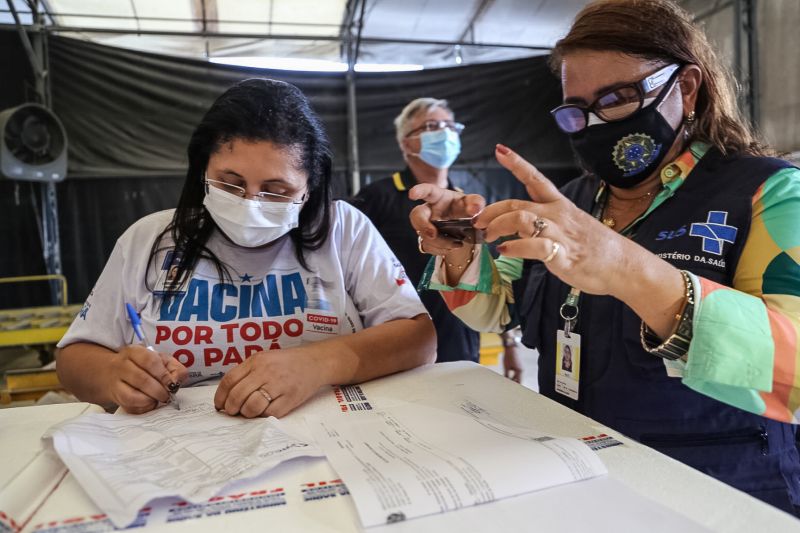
552,182,653,400
553,185,612,400
556,287,581,400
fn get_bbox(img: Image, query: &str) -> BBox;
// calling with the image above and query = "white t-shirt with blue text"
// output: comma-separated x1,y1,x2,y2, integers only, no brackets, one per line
58,201,427,385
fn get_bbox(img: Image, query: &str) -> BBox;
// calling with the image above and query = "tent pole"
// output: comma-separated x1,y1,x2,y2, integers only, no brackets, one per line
33,0,62,306
345,0,365,195
346,67,360,195
7,0,63,305
5,0,44,80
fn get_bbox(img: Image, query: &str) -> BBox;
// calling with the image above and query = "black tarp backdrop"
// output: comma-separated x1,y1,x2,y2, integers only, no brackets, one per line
0,30,50,308
1,32,578,308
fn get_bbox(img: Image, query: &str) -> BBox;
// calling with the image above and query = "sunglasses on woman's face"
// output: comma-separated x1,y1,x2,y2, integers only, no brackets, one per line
551,63,681,134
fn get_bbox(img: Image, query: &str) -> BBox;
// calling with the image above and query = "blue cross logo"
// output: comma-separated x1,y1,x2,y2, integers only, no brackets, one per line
690,211,737,255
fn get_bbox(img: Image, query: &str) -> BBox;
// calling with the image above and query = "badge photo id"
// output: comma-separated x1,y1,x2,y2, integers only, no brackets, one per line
153,250,189,296
555,330,581,400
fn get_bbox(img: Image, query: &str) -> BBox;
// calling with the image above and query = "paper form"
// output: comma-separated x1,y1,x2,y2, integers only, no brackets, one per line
45,386,323,528
309,400,607,527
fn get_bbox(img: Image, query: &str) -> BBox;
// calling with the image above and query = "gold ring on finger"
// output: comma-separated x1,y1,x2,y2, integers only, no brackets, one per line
542,241,561,264
257,387,273,404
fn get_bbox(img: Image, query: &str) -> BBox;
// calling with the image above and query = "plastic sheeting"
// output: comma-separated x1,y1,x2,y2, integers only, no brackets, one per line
47,35,574,177
0,0,586,68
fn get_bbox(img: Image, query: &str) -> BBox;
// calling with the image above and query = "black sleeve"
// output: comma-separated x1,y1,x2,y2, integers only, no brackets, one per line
347,184,383,226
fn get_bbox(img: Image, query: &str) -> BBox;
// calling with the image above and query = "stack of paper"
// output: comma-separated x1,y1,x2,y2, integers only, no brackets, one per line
46,388,608,529
46,388,323,528
308,399,607,527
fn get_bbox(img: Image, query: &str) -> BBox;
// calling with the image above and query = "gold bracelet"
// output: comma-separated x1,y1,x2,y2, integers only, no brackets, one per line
639,270,695,360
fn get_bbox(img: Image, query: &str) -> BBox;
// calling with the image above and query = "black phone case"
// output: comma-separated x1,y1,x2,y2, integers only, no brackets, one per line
432,219,485,244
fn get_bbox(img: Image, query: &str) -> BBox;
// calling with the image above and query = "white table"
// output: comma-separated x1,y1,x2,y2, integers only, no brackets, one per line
2,362,799,532
0,402,103,533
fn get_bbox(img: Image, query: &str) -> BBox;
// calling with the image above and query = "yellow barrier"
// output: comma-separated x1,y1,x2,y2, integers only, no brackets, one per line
479,332,504,366
0,276,75,402
0,368,62,404
0,275,77,347
0,274,68,306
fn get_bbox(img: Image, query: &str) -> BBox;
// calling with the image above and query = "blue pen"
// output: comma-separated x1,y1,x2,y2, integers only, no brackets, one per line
125,303,180,410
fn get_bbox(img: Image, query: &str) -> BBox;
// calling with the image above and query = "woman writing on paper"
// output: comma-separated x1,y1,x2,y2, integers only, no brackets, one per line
57,79,436,418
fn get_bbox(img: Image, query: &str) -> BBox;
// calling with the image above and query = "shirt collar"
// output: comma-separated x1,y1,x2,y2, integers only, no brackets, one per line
659,140,711,190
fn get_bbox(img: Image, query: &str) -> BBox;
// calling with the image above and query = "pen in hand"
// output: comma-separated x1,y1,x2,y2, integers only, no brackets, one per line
125,303,180,410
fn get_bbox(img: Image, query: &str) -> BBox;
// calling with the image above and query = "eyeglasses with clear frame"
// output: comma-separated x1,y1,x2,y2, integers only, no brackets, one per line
205,176,306,204
550,63,681,134
404,119,465,138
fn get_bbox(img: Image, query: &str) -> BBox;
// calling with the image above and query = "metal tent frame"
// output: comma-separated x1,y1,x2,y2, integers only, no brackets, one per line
2,0,761,306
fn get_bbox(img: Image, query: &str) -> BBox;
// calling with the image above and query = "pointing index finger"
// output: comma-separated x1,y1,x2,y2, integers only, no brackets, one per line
495,144,562,203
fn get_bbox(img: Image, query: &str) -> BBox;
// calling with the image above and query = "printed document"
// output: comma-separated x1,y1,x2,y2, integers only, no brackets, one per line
46,386,322,528
309,399,607,527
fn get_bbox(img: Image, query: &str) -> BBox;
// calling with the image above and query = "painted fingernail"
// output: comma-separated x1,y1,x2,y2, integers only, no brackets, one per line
497,244,507,253
496,144,511,155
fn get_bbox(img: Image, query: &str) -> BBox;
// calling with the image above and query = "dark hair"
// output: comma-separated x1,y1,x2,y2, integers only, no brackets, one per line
149,78,333,292
551,0,774,157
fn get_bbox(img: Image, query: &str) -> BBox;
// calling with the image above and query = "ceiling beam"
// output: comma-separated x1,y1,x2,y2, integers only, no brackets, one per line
37,0,56,25
28,24,551,51
458,0,496,44
190,0,218,33
352,0,367,66
4,0,44,78
128,0,139,33
0,9,341,29
339,0,359,60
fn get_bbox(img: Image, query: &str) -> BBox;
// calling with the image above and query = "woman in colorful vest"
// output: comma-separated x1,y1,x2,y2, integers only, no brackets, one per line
412,0,800,514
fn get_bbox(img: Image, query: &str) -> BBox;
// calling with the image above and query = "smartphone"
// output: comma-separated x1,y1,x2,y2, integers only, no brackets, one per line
432,218,485,244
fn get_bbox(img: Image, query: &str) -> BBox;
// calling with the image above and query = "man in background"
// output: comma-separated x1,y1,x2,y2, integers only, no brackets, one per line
350,98,523,379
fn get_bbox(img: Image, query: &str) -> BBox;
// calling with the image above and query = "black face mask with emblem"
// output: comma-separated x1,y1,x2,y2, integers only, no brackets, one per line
568,74,680,189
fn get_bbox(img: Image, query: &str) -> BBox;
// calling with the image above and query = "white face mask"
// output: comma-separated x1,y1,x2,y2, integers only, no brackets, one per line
202,185,302,248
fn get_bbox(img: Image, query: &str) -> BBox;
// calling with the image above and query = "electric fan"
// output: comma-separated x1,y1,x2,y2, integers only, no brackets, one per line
0,103,67,182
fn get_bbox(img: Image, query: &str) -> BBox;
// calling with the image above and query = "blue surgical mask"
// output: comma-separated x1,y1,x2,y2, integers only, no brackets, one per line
417,129,461,169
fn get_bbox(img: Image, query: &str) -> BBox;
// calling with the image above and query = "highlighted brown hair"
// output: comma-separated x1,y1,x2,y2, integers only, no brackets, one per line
551,0,773,157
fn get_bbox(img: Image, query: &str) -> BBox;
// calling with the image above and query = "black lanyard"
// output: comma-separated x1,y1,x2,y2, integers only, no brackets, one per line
559,183,656,337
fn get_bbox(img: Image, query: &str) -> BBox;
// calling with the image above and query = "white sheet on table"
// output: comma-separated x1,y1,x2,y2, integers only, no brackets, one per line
46,386,323,528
